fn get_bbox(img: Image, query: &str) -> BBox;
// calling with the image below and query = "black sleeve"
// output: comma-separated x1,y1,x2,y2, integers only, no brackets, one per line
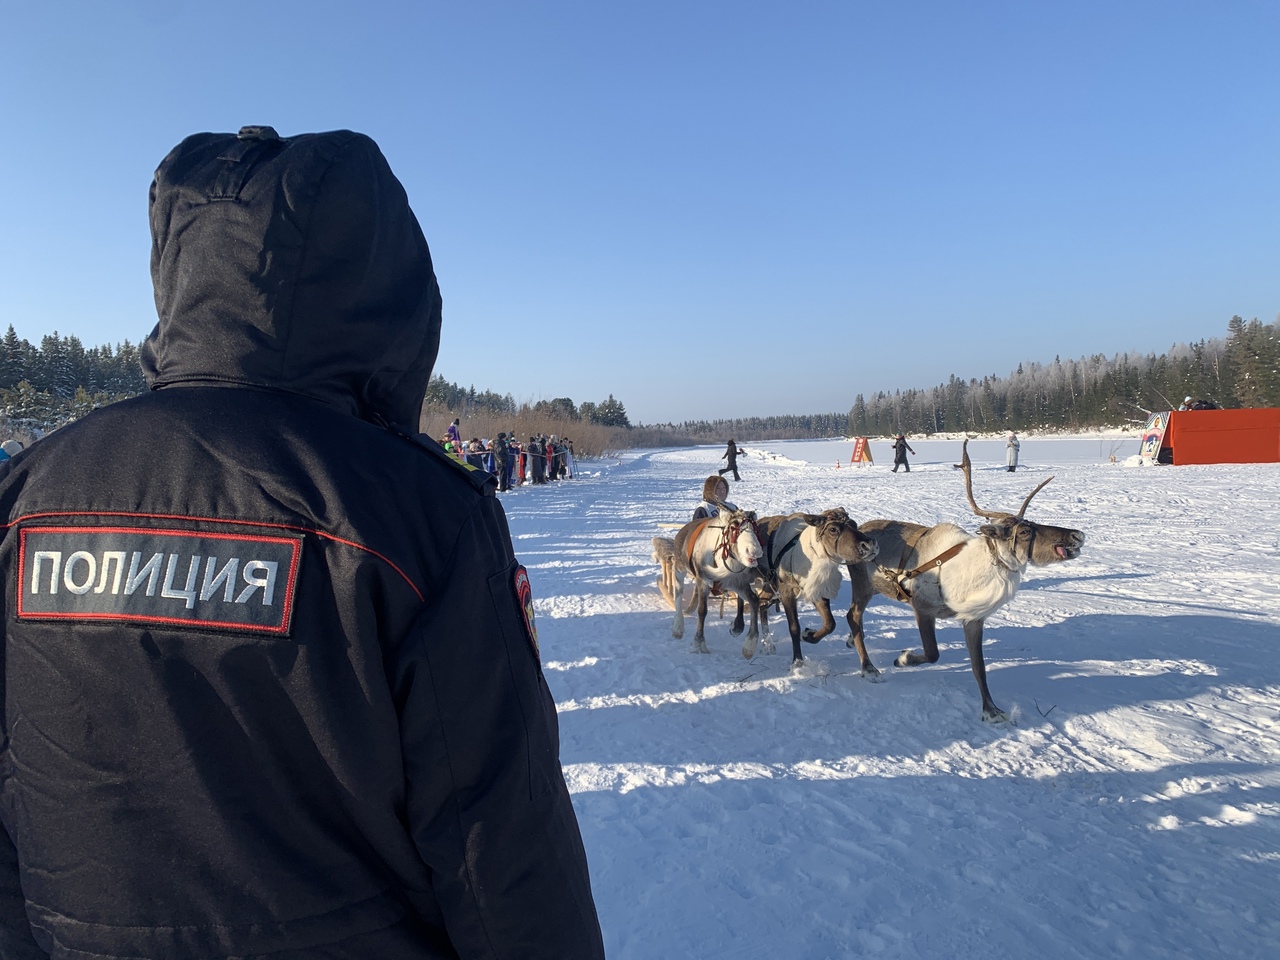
3,464,50,959
0,825,45,959
395,498,604,960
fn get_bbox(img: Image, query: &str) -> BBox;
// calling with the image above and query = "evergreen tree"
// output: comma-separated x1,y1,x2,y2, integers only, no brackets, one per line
593,395,631,428
0,326,26,390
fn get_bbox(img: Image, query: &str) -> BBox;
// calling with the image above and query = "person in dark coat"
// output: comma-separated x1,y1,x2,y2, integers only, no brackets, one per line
493,430,510,491
717,438,744,481
0,127,603,960
529,435,546,483
891,433,915,472
504,434,519,488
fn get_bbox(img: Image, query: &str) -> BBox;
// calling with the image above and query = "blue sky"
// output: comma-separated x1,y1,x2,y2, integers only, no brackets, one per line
2,1,1276,424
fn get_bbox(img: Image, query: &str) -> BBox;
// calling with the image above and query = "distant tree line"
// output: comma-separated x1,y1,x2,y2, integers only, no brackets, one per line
0,326,146,435
636,413,851,444
3,316,1275,445
847,315,1279,437
423,375,632,427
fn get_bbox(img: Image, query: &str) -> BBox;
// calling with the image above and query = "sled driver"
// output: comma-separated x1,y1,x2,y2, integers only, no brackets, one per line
0,127,604,959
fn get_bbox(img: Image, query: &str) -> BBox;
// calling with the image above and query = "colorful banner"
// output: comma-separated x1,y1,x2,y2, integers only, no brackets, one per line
1140,412,1170,461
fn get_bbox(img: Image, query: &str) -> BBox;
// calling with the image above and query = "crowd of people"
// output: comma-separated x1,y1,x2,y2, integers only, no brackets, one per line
441,421,577,492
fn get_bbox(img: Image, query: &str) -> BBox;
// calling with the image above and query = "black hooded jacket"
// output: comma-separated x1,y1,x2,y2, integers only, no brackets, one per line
0,130,603,960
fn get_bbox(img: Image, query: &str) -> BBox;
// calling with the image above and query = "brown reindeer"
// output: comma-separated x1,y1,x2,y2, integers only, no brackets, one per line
748,508,879,665
844,439,1085,722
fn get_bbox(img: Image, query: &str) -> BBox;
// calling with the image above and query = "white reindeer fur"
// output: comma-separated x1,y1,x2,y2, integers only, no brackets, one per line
894,522,1025,623
846,447,1087,720
744,520,841,658
669,513,763,655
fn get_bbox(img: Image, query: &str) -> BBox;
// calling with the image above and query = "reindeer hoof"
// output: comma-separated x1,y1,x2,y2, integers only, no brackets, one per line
860,666,883,682
789,658,805,673
801,628,820,644
894,650,912,668
691,640,710,655
760,638,776,656
729,623,744,637
982,706,1012,724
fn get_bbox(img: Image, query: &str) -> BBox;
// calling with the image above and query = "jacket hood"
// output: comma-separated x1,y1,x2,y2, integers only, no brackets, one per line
142,128,441,433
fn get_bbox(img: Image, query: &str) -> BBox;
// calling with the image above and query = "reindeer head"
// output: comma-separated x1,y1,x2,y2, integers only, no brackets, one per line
799,507,879,563
961,439,1085,567
721,508,764,567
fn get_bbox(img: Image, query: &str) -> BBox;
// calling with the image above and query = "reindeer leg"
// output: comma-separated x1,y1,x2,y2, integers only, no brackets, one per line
802,597,836,643
671,570,686,640
757,598,776,656
963,618,1009,723
691,583,711,655
895,609,940,667
784,595,805,668
845,570,881,679
740,588,762,659
683,583,699,615
730,596,746,637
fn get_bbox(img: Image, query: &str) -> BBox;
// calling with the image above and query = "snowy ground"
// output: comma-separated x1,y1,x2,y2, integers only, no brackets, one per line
500,436,1280,960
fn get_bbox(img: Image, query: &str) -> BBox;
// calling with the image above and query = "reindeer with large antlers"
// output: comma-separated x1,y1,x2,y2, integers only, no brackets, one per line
844,439,1085,721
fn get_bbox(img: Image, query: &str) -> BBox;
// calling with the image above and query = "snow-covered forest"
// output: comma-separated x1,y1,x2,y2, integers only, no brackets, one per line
2,316,1276,442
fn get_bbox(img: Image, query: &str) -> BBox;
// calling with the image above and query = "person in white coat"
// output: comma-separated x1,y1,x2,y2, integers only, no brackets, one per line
1006,431,1021,472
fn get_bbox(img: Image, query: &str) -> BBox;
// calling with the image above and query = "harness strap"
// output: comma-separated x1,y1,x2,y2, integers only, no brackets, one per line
901,542,967,580
684,518,712,572
881,539,967,602
772,531,803,570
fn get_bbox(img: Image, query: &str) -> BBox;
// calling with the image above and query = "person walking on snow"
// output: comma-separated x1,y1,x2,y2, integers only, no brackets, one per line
891,433,915,472
718,438,744,481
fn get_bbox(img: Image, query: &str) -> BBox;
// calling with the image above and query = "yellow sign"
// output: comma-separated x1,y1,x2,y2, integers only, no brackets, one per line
850,437,873,464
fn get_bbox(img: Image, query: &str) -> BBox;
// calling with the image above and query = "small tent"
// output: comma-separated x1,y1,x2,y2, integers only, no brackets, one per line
1141,409,1280,465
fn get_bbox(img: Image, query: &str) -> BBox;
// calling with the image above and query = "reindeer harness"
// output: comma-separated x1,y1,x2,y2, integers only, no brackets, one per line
685,513,761,572
880,536,967,603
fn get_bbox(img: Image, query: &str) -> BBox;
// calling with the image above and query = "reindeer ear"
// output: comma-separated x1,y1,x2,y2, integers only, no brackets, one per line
801,513,824,526
978,523,1011,541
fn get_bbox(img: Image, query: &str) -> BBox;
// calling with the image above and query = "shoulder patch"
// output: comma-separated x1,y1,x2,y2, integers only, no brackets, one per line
17,526,301,636
514,564,539,663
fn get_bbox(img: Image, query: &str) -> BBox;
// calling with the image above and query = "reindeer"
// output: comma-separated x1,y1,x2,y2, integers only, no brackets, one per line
665,508,766,656
844,439,1085,722
746,508,879,665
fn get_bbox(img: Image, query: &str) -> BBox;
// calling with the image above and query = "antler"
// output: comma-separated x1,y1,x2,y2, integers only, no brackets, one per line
961,439,1007,520
961,438,1055,520
1015,476,1054,518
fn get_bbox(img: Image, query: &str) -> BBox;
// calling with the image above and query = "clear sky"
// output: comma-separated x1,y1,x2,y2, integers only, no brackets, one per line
2,1,1276,424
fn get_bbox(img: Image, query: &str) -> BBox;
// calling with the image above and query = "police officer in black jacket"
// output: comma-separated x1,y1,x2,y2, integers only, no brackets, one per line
0,128,604,960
